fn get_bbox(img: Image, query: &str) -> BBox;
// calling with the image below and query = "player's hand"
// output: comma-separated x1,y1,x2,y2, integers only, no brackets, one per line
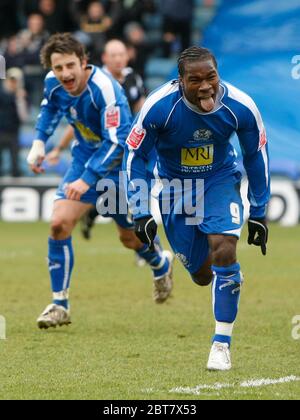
45,148,61,166
248,218,269,256
27,140,46,174
135,216,157,252
66,179,90,201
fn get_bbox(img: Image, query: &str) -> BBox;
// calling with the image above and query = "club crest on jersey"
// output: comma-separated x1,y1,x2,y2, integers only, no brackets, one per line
127,126,146,149
105,106,120,129
259,129,267,150
193,129,213,142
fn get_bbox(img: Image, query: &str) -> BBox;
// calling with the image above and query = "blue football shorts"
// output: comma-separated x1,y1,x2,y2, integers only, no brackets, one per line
55,159,134,230
159,172,244,274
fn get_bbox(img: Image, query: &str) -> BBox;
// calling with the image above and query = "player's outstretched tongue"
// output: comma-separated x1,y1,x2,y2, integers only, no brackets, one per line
200,97,215,112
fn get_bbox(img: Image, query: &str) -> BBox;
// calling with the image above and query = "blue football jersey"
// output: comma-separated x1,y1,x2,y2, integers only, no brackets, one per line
36,65,132,186
125,80,270,219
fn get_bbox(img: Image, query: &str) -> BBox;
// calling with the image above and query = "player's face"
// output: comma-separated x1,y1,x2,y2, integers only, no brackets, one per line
180,60,220,112
102,45,129,77
51,53,88,96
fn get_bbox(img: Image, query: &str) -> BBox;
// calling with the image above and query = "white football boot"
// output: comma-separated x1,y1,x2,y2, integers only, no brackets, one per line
207,342,232,371
37,303,71,329
153,250,174,304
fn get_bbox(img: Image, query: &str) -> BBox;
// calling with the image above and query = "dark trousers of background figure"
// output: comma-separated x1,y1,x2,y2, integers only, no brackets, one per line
0,131,21,177
162,17,192,57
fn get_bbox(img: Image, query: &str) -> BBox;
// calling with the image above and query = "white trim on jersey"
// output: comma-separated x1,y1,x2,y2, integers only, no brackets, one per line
45,71,62,100
49,85,61,100
87,85,100,111
126,150,135,180
101,143,118,165
45,71,55,80
135,82,180,128
127,82,180,179
92,68,117,108
261,144,269,188
225,82,269,188
164,97,183,129
222,228,242,238
226,82,265,134
92,68,119,144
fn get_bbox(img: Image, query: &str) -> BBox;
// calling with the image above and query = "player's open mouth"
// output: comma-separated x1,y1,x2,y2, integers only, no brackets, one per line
63,79,76,90
198,95,215,112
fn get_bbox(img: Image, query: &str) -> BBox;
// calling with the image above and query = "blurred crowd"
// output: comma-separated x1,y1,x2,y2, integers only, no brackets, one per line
0,0,216,177
0,0,198,106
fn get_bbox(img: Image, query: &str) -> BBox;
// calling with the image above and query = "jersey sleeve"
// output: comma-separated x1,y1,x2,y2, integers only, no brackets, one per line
237,102,270,219
35,75,63,143
124,101,163,220
81,77,132,186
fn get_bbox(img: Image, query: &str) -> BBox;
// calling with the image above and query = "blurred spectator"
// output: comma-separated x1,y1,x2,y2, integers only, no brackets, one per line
18,14,49,58
124,22,157,77
18,14,49,107
19,0,40,17
103,0,123,38
3,36,26,70
0,68,28,177
102,39,146,114
74,0,122,37
80,1,112,65
160,0,194,57
120,0,156,28
38,0,77,34
0,0,20,40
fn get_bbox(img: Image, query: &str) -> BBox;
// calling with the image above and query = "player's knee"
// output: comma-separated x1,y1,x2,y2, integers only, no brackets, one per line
211,239,237,267
119,230,139,250
51,217,74,239
192,269,213,287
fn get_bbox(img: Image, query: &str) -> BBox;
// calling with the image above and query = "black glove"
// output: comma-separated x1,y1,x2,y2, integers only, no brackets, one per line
135,216,157,252
248,218,269,256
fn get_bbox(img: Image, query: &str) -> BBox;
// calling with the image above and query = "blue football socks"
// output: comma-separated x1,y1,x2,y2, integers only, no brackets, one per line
211,263,243,347
48,237,74,309
137,236,169,279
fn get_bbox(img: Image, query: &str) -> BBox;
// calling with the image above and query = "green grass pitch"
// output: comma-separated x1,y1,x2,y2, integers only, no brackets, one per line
0,222,299,400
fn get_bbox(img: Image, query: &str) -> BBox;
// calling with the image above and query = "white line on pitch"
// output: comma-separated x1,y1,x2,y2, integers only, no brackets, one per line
169,376,300,396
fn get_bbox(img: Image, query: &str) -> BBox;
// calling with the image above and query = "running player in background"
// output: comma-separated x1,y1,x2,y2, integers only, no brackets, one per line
124,47,270,371
27,34,173,329
46,39,148,240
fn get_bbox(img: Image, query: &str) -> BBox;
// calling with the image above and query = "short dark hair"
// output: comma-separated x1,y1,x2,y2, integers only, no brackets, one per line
40,33,87,69
178,46,217,77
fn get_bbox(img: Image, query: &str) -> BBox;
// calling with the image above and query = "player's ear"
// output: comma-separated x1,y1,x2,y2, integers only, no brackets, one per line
81,57,88,69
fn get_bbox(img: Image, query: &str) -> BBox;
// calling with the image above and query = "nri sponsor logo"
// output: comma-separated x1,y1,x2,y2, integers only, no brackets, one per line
0,55,6,79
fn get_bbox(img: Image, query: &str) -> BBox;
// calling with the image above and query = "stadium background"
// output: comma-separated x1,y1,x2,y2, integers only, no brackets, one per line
0,0,300,402
0,0,299,225
0,0,299,226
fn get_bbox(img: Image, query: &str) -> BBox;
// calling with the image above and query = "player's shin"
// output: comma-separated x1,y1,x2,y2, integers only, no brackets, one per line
211,263,243,347
48,237,74,309
136,236,169,278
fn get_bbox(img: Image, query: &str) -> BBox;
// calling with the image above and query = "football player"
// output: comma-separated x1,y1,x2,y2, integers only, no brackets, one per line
27,34,173,329
124,47,270,371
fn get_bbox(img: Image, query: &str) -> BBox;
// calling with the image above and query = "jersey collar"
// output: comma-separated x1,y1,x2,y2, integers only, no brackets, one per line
182,83,226,115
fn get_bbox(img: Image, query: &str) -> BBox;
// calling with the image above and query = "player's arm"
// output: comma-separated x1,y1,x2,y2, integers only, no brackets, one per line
46,125,74,166
67,101,132,201
124,110,160,251
27,81,62,174
237,104,270,255
80,92,132,187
